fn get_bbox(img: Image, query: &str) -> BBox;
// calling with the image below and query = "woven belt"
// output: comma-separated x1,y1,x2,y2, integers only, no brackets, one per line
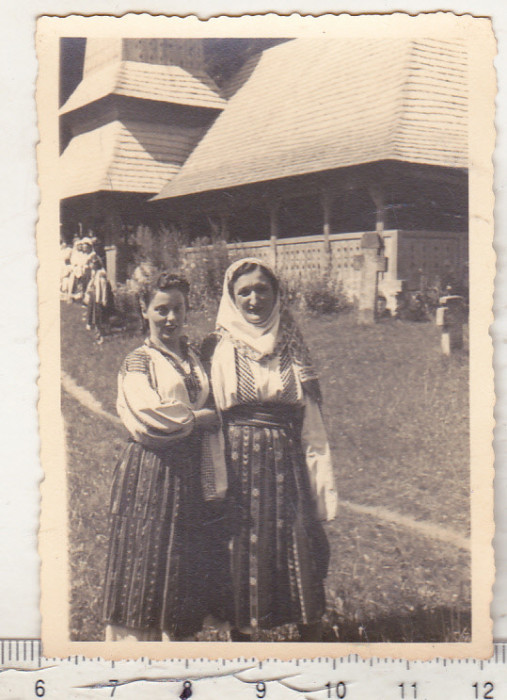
223,403,303,430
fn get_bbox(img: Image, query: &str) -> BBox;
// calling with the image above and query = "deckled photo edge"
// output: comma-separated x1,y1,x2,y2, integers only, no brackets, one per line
37,12,495,660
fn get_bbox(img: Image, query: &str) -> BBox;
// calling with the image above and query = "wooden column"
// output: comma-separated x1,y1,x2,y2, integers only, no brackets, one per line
267,201,280,269
321,188,334,276
219,210,230,242
368,183,386,235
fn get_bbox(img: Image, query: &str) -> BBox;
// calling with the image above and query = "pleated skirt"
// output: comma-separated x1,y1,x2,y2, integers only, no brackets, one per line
102,439,231,638
224,406,329,632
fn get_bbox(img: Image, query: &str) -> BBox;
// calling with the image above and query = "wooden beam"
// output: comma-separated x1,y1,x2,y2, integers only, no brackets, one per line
219,209,230,242
267,200,280,269
367,183,386,235
321,188,335,275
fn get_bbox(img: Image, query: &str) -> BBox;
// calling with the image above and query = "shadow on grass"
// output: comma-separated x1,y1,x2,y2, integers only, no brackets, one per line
324,605,470,643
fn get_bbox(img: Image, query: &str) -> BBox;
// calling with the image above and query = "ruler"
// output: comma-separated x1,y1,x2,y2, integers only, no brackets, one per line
0,640,506,699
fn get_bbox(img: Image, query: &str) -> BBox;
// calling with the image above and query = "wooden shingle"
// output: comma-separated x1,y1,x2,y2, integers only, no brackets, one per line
60,120,205,198
154,37,467,201
60,59,225,115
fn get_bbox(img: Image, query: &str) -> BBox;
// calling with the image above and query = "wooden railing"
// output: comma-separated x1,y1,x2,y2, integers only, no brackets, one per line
180,229,468,302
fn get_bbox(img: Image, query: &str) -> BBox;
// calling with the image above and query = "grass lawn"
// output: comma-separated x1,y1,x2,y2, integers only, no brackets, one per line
61,301,470,642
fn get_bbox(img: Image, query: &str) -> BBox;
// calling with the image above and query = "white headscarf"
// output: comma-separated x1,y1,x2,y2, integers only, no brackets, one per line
216,258,281,359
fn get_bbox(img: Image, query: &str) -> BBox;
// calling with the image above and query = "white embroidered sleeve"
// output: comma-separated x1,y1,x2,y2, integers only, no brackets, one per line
301,396,338,521
120,371,195,443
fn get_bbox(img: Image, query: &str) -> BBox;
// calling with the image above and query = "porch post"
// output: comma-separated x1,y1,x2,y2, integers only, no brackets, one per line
219,209,230,242
321,188,334,275
267,201,280,269
368,183,386,235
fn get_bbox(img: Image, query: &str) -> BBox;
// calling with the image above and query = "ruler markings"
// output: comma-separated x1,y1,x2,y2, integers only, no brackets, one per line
0,642,506,698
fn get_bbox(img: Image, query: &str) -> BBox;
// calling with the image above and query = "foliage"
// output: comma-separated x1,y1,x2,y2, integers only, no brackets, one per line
281,273,353,315
179,238,230,311
132,224,186,270
110,283,141,324
395,288,439,322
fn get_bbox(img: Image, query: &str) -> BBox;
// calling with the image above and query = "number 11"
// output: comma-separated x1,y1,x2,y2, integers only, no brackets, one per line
399,682,417,699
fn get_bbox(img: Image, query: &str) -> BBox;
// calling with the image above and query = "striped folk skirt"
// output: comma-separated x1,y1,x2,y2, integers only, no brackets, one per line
102,439,231,638
223,405,329,632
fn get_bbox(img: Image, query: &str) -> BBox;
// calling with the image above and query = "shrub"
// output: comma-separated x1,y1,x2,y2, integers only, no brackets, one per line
111,283,143,329
179,239,230,311
280,273,352,315
133,224,186,271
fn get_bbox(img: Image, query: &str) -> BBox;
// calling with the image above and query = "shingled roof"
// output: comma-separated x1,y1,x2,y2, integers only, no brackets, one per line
60,120,205,198
60,59,225,115
154,37,468,201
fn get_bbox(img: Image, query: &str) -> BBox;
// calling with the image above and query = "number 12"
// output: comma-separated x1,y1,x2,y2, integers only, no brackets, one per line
472,682,494,699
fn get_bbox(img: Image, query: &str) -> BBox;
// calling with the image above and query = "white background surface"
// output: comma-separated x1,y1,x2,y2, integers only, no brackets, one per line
0,0,504,642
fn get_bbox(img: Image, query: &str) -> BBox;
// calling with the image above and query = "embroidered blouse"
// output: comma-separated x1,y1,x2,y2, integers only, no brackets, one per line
117,339,209,451
211,335,338,521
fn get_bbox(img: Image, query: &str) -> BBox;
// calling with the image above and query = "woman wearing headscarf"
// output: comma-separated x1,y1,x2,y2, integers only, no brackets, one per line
210,258,338,641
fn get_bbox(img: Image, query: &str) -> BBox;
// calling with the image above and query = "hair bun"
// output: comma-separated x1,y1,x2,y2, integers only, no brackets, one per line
157,272,190,295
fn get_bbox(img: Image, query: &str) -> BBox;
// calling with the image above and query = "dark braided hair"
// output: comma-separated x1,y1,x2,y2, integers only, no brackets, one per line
138,271,190,310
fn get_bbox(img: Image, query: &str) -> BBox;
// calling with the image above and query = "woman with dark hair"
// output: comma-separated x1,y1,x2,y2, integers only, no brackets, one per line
211,258,338,641
103,271,228,641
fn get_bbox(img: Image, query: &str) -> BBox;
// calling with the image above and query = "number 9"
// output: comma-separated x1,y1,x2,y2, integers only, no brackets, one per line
256,681,266,698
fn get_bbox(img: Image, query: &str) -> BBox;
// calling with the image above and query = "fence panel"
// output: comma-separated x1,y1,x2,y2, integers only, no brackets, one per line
397,230,468,289
179,229,467,302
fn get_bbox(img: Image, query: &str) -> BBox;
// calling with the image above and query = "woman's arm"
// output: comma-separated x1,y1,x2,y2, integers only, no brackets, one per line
301,396,338,521
118,353,196,448
193,407,220,430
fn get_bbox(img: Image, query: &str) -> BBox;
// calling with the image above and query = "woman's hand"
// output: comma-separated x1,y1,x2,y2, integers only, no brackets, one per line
193,408,221,431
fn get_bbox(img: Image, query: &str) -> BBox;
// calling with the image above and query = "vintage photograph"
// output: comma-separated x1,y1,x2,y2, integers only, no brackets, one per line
38,13,495,658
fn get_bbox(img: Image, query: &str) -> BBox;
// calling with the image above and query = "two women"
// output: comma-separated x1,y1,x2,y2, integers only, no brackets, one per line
103,259,337,641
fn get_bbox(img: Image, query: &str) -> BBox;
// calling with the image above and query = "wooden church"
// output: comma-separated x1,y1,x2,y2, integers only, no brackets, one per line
60,37,468,304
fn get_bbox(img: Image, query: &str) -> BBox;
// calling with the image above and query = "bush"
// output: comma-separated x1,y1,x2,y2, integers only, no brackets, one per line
112,284,138,318
281,273,352,315
179,239,230,311
133,224,186,270
110,283,144,330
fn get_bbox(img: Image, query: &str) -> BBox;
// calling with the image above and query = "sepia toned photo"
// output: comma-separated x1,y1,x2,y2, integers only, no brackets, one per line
37,13,495,659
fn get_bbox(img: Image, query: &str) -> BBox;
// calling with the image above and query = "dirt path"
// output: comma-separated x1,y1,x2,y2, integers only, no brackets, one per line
62,370,470,552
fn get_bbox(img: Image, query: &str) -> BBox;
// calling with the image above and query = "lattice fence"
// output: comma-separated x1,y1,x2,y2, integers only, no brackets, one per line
180,229,467,301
